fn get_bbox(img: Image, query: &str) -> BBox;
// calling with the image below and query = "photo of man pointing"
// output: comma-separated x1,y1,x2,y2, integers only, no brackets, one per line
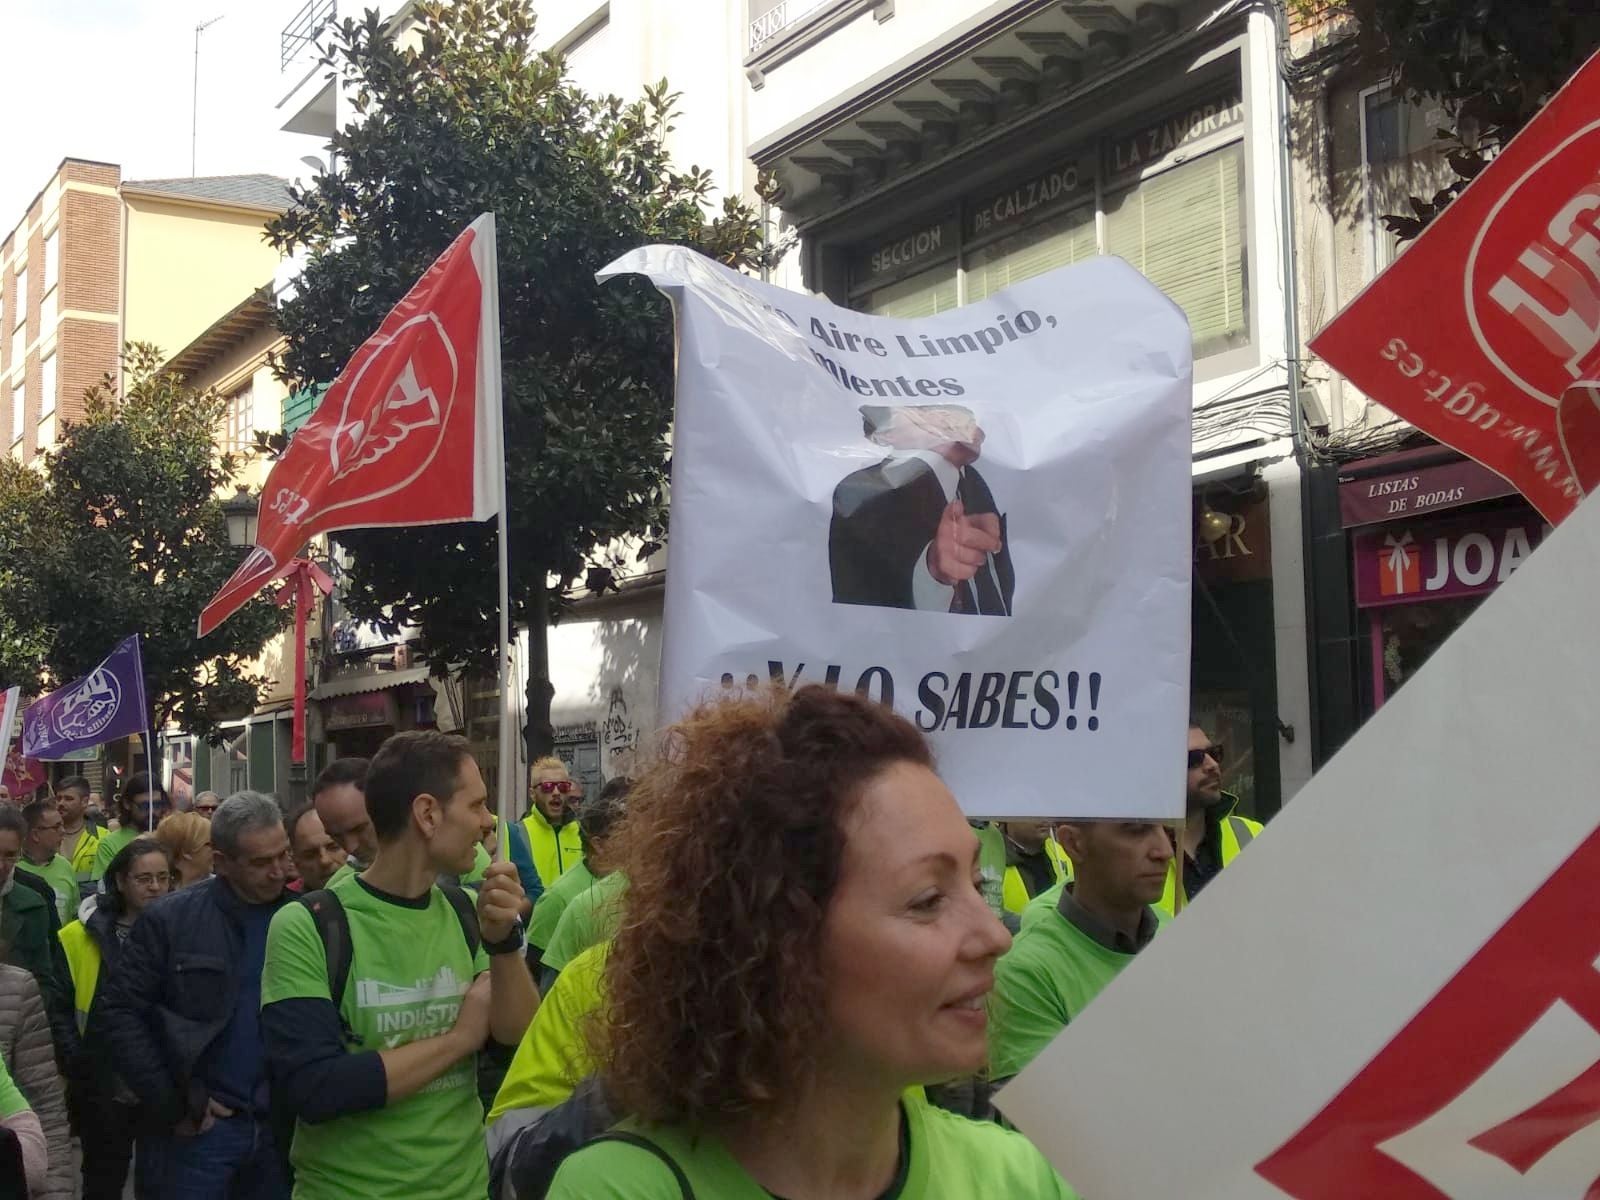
829,403,1016,615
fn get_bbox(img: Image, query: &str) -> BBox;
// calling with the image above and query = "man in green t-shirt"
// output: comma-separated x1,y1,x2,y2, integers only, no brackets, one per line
527,777,628,974
262,730,538,1200
989,819,1172,1081
16,801,76,924
90,772,170,880
311,757,377,889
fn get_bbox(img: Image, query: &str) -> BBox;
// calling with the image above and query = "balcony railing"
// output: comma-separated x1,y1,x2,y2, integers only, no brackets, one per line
282,0,336,71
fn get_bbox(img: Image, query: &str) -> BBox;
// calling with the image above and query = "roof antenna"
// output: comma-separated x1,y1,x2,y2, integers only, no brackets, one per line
192,14,226,177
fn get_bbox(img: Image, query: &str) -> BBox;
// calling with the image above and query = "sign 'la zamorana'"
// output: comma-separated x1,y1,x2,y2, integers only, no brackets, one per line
1310,49,1600,524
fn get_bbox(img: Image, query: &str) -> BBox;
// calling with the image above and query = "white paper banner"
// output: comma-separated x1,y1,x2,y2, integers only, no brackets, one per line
995,491,1600,1197
600,247,1194,818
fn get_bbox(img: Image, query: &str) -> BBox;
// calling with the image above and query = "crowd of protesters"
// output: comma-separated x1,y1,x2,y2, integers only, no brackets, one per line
0,691,1255,1198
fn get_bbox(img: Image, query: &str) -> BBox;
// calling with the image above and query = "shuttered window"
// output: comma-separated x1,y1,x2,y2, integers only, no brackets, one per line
1103,143,1248,358
965,205,1098,303
857,267,959,318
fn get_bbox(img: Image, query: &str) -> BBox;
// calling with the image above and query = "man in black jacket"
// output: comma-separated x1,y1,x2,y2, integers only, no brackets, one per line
829,403,1016,615
97,791,292,1200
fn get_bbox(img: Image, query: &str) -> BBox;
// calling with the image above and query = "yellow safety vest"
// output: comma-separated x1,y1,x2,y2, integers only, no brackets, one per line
58,920,102,1033
521,808,585,890
1001,836,1072,915
1161,810,1262,912
64,825,102,882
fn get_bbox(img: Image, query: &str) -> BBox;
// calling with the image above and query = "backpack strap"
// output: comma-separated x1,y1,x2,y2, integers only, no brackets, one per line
589,1132,695,1200
298,889,359,1047
439,881,482,959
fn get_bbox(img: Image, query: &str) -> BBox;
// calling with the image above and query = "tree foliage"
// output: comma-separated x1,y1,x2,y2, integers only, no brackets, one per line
269,0,777,756
1319,0,1600,238
2,345,289,738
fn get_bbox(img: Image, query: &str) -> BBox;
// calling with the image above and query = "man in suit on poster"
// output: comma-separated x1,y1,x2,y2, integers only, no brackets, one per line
829,403,1015,615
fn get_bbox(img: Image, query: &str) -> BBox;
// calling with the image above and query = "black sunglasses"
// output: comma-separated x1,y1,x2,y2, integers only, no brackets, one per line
1187,744,1224,769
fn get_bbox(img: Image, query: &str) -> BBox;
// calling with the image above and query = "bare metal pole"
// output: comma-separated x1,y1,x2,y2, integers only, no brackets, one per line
192,15,225,177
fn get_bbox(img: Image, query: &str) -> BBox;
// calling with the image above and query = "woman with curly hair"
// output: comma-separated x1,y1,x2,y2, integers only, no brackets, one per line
548,685,1073,1199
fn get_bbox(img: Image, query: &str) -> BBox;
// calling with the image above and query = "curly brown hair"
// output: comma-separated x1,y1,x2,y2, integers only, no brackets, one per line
593,684,933,1126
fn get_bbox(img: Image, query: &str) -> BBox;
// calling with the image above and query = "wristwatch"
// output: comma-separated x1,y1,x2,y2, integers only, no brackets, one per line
483,923,526,956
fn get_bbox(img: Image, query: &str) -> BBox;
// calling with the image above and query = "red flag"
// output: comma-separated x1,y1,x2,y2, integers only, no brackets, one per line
1309,51,1600,524
199,214,504,637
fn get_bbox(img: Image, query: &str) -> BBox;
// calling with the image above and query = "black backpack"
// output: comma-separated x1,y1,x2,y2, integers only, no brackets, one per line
298,882,480,1043
490,1077,693,1200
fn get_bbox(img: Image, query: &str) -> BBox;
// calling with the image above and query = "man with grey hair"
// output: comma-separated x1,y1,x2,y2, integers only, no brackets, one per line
99,790,292,1198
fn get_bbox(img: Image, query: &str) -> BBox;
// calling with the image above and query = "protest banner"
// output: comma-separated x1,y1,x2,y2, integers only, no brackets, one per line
21,635,150,761
995,492,1600,1198
600,247,1193,819
1310,50,1600,524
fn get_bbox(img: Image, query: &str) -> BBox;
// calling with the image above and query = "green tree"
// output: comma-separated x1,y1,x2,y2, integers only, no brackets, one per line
15,344,288,740
269,0,777,762
1310,0,1600,238
0,458,52,693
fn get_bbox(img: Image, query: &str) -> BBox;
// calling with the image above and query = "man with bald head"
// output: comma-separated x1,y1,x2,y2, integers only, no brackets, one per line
829,403,1015,615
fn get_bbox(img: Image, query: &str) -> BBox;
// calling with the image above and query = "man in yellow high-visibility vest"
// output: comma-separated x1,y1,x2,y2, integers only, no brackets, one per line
522,758,584,890
1166,722,1263,910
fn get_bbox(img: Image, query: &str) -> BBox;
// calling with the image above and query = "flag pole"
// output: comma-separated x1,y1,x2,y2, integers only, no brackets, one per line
482,213,513,864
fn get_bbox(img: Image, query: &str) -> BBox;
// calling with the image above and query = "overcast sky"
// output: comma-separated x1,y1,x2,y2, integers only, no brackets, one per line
4,0,324,224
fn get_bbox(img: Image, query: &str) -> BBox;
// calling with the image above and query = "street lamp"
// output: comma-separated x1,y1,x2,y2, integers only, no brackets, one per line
222,486,258,547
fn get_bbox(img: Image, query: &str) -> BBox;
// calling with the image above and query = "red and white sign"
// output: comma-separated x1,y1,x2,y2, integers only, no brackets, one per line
1311,52,1600,524
199,214,503,637
995,492,1600,1198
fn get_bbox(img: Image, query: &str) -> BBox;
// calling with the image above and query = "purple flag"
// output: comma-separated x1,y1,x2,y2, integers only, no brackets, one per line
22,635,150,760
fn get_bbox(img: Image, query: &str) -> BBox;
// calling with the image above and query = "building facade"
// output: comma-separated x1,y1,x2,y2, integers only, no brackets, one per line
1285,9,1548,767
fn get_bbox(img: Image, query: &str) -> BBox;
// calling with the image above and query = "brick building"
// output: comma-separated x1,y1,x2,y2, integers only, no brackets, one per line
1,158,290,465
2,158,122,462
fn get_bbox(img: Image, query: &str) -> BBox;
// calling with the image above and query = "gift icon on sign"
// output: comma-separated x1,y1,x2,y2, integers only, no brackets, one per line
1380,532,1420,597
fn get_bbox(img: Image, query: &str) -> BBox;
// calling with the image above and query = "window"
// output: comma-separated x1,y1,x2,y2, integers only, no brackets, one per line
858,267,959,318
9,323,23,378
41,230,57,297
11,381,24,449
223,382,255,451
36,411,54,451
1362,86,1451,274
39,353,55,418
965,205,1098,303
1104,143,1249,359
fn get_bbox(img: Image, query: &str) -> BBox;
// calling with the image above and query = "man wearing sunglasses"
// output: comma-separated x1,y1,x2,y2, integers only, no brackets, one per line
1169,723,1263,908
522,758,584,891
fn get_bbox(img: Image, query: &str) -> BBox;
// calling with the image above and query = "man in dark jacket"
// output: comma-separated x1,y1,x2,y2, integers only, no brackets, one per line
97,791,292,1199
0,808,76,1070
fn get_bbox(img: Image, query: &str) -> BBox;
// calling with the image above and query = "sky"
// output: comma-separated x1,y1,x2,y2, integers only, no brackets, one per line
3,0,326,225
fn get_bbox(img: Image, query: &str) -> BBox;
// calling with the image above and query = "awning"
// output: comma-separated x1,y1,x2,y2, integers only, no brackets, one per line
1337,447,1517,529
310,666,432,701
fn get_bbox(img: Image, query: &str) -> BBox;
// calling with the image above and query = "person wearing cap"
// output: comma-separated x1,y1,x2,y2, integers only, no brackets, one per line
829,403,1015,616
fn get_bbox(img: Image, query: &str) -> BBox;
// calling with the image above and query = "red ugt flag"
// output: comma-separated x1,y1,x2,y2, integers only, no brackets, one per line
1309,50,1600,524
199,213,504,637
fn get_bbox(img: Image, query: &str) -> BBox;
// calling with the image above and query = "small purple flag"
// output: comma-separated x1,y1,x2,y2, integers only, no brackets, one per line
22,635,150,760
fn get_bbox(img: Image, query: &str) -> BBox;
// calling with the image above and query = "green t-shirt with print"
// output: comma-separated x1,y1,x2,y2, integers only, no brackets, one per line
528,860,595,952
541,871,626,974
548,1091,1076,1199
90,826,139,881
261,873,491,1200
17,855,79,924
